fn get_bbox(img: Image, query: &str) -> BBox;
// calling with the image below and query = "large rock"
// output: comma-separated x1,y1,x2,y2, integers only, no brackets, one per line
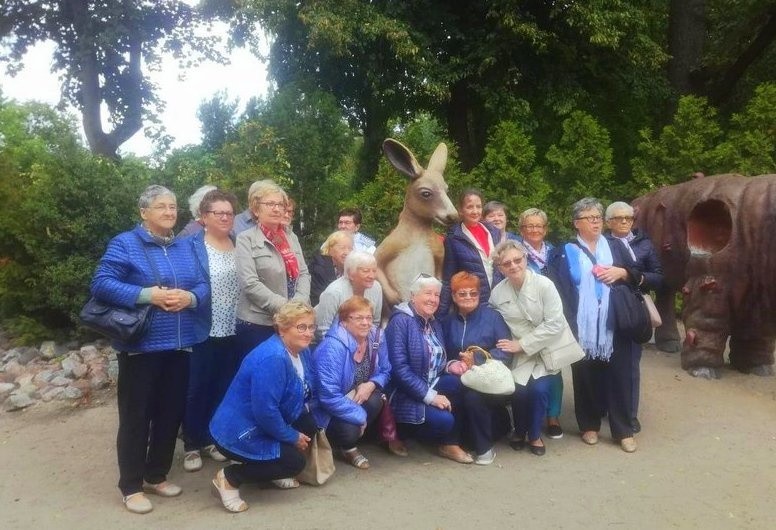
4,391,35,411
33,370,55,385
79,345,101,363
39,341,65,360
50,375,72,387
61,357,86,378
60,386,83,400
3,360,24,379
15,347,42,365
40,386,65,402
0,382,15,399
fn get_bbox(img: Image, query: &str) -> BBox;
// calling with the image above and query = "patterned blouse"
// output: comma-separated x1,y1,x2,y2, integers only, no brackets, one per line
205,241,238,337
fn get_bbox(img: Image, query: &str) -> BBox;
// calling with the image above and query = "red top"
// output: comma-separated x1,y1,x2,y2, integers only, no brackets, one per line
465,222,490,255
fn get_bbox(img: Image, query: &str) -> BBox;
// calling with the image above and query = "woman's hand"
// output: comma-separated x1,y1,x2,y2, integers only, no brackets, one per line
150,287,193,312
595,266,629,285
431,394,452,411
295,432,312,452
352,382,376,404
447,360,469,376
458,350,474,367
496,339,523,354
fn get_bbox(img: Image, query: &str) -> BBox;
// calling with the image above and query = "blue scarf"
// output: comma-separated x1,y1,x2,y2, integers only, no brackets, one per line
566,235,614,360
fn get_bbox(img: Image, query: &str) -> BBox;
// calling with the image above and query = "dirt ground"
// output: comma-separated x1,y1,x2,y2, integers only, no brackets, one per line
1,345,775,530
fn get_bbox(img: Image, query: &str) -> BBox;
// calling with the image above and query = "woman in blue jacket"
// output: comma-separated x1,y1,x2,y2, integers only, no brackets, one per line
386,274,473,464
312,296,390,470
438,188,503,316
90,185,210,515
209,301,318,513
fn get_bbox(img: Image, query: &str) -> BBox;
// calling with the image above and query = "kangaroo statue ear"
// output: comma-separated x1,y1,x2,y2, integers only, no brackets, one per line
383,138,424,180
427,142,448,174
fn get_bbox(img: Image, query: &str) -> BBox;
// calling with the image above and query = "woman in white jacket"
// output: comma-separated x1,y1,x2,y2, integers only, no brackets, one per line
489,240,580,456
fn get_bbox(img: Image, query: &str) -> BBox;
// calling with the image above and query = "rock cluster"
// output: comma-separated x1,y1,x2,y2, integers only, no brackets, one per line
0,340,118,412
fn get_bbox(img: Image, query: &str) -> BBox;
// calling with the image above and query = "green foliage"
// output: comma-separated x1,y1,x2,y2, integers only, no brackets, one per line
2,316,54,347
719,82,776,175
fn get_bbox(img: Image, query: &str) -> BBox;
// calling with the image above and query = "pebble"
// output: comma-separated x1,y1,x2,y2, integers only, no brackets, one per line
49,376,72,387
61,386,83,400
4,392,35,411
0,382,15,398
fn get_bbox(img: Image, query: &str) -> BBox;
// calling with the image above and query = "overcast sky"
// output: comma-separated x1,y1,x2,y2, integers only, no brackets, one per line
0,28,270,157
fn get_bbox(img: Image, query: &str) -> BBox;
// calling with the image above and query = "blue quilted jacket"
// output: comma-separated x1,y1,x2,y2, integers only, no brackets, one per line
441,304,512,365
209,334,314,461
439,222,504,316
386,303,446,424
90,224,210,353
310,321,391,429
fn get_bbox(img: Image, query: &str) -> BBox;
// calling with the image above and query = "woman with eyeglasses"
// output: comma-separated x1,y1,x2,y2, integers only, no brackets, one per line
546,198,645,453
605,201,663,434
438,188,503,316
441,271,512,465
386,274,473,464
181,190,242,473
235,179,310,356
517,208,564,440
209,301,319,513
311,296,390,469
90,185,209,514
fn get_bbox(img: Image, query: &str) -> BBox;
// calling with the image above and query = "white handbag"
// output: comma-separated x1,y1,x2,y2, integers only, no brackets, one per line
538,326,586,371
460,346,516,396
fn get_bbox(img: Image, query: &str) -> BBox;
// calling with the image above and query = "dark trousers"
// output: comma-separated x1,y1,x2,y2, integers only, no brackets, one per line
572,335,635,440
182,335,240,451
325,392,384,451
632,343,643,421
546,372,564,418
236,320,275,359
512,376,552,442
397,374,465,446
214,411,318,487
116,350,189,496
463,390,511,454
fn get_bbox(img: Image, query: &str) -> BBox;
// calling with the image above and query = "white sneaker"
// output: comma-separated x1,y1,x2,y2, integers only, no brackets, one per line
183,450,203,472
272,477,300,489
203,444,227,462
474,448,496,466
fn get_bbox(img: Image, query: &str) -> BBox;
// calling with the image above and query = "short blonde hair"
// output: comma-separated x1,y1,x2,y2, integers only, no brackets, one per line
518,208,548,227
273,300,315,331
320,230,354,256
248,179,288,215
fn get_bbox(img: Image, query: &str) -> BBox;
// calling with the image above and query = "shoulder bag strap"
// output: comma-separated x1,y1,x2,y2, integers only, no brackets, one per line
571,240,597,265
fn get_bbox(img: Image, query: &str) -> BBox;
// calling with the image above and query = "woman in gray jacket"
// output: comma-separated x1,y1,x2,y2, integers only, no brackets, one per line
235,179,310,356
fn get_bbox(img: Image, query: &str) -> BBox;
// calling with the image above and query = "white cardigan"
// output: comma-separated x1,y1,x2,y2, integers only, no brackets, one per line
489,269,574,385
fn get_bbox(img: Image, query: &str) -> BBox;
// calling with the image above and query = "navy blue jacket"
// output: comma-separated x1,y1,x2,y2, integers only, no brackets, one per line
386,303,446,424
441,305,512,365
628,230,664,292
309,253,337,307
439,222,504,316
91,224,210,353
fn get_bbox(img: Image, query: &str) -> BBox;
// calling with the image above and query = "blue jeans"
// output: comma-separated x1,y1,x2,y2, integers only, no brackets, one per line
397,374,465,446
182,335,241,451
512,375,552,442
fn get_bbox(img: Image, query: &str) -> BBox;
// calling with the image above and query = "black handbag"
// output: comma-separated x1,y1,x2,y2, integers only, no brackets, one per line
80,233,161,342
573,242,652,344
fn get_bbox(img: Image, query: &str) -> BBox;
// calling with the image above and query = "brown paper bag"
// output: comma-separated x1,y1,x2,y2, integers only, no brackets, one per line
297,430,335,486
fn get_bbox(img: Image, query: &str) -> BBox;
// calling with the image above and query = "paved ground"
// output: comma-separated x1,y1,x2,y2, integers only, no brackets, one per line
1,346,774,530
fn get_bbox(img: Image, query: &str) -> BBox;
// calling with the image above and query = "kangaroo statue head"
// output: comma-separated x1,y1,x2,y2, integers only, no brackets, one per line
375,139,458,309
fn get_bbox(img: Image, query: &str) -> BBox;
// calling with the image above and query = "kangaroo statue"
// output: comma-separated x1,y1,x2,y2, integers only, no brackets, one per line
375,138,459,308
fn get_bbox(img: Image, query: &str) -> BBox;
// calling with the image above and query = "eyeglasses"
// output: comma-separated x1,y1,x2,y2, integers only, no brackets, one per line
348,315,372,323
609,216,634,223
259,201,286,210
207,211,235,219
295,323,317,333
147,205,179,212
500,257,524,267
412,272,433,283
576,215,603,223
520,224,545,230
455,290,479,299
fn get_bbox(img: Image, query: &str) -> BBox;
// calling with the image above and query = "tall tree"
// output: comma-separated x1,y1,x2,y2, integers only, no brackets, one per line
0,0,223,158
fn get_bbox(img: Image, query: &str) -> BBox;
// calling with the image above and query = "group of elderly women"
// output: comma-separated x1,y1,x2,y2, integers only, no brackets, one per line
91,180,662,516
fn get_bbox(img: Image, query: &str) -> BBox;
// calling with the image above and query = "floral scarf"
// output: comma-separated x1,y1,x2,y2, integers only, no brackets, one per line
260,223,299,281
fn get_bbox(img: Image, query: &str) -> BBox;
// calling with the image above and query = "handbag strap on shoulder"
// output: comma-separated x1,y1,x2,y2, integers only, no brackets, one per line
571,241,597,265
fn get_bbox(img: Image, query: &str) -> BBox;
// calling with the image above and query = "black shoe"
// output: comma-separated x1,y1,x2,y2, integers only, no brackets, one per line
632,418,641,434
529,442,546,456
546,423,564,439
509,439,526,451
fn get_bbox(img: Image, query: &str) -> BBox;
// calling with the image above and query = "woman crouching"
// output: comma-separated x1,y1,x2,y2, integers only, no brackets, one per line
312,296,390,469
208,301,318,512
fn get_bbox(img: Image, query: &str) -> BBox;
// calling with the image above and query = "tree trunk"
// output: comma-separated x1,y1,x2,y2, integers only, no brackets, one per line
667,0,706,95
447,79,475,171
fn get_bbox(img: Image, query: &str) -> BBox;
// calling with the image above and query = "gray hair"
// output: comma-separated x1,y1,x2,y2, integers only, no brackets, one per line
321,230,354,256
138,185,176,209
344,250,376,276
492,240,526,265
188,185,217,218
409,274,442,296
483,200,507,218
248,179,288,213
571,197,604,221
605,201,634,220
518,207,548,227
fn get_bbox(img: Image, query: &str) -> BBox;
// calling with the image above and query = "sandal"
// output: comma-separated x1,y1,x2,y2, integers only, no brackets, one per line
342,448,370,469
212,469,248,513
271,477,300,489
